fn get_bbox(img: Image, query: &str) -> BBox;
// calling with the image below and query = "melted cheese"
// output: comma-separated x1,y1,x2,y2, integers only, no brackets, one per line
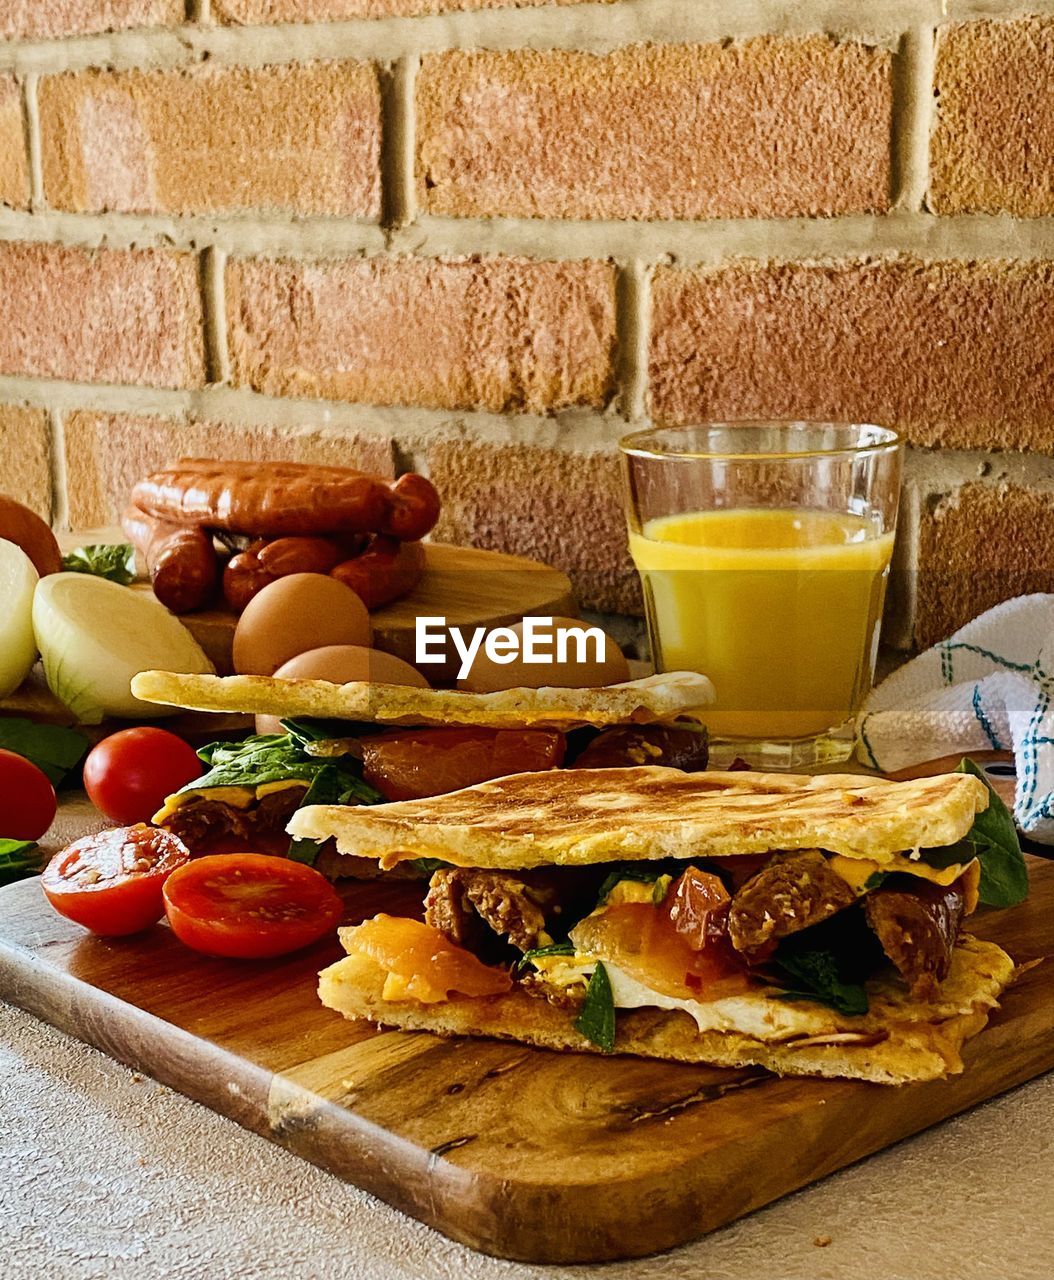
828,851,979,910
151,778,306,824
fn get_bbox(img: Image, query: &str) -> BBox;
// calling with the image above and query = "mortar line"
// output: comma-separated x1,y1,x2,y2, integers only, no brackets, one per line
887,474,920,650
201,246,230,385
382,54,417,232
11,206,1054,265
616,261,649,424
0,0,939,75
47,407,69,531
192,0,212,23
896,22,937,212
21,73,43,211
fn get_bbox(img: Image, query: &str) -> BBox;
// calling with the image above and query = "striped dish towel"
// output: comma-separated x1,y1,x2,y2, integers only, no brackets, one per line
857,594,1054,843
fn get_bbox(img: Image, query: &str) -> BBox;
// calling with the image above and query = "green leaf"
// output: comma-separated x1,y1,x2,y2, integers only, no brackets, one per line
956,758,1029,908
185,732,384,805
773,947,869,1017
517,940,575,972
287,766,343,866
595,862,665,906
0,718,88,786
61,543,135,585
862,870,888,892
407,857,451,879
574,961,616,1052
0,838,43,886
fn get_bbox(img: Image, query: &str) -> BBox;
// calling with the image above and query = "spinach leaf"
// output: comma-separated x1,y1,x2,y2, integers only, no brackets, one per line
917,837,976,871
574,961,616,1052
517,940,575,972
61,543,135,585
186,732,383,806
862,870,888,892
282,717,379,746
956,758,1029,908
595,862,665,906
0,718,88,786
407,857,451,879
0,838,43,886
773,947,869,1017
287,766,343,866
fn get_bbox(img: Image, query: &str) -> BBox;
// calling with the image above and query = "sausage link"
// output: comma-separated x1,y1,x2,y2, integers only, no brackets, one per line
380,473,442,541
222,535,350,612
122,504,218,614
331,536,425,610
132,460,439,539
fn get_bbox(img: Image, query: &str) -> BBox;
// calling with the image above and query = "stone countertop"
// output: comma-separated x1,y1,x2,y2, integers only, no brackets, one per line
4,798,1053,1279
4,999,1053,1280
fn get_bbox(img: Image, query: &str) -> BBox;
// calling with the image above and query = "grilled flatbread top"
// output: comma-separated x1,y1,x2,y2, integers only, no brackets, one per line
287,765,989,870
130,670,715,730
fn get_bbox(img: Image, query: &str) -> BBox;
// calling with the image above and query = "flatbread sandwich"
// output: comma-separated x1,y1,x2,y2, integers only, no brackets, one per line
292,763,1027,1084
131,668,715,871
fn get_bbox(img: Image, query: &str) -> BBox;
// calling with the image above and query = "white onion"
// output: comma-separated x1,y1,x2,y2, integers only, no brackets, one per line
33,574,214,724
0,538,39,697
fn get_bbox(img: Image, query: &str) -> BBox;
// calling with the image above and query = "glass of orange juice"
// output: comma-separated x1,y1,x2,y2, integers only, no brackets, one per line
620,422,903,768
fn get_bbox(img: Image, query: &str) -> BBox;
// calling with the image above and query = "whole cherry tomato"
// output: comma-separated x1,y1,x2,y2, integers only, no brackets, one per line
83,727,203,824
0,748,57,840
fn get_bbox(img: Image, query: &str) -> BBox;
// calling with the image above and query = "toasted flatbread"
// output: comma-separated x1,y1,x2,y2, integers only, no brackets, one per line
130,670,715,729
288,765,989,871
317,933,1015,1084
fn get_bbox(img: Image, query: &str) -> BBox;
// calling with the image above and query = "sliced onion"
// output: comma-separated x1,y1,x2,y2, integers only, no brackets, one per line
0,537,38,697
33,574,214,724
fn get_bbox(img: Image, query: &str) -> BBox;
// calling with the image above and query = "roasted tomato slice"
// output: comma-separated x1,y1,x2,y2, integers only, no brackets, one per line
571,901,749,1001
162,853,343,959
361,728,565,802
343,914,512,1002
41,824,190,937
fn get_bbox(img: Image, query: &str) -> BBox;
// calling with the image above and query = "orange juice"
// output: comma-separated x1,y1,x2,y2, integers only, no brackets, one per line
628,509,894,740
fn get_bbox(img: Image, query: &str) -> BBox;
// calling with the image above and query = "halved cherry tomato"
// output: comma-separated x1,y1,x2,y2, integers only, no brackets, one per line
83,727,203,825
0,748,57,841
162,853,343,959
361,728,565,802
41,825,190,936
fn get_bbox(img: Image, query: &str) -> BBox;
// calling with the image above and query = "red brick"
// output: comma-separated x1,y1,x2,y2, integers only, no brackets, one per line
0,242,204,389
931,19,1054,216
418,39,892,220
0,406,51,520
213,0,600,21
0,78,29,210
0,1,182,40
650,257,1054,452
427,439,640,614
63,411,394,528
40,63,381,218
227,255,616,413
916,482,1054,646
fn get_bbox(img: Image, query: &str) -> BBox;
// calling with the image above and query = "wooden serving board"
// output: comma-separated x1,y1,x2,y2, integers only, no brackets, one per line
61,530,577,677
1,829,1051,1263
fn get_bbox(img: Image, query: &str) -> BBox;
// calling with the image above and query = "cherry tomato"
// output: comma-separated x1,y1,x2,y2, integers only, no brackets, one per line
0,748,57,840
83,727,203,824
162,853,344,959
42,824,190,936
361,728,565,802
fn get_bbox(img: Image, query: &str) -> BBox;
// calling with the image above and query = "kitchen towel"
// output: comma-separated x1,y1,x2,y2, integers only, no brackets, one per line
857,593,1054,844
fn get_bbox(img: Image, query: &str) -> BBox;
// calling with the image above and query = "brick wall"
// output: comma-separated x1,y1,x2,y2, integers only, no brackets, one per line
1,1,1053,648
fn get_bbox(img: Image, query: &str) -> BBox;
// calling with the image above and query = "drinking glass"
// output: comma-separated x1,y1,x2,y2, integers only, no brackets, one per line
620,422,903,768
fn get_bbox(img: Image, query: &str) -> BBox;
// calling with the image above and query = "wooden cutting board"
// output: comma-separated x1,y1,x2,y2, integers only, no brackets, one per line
58,531,577,677
1,810,1051,1262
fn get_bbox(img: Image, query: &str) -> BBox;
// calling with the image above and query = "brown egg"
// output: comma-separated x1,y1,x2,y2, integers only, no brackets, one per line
457,615,631,693
232,573,371,677
255,643,429,734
